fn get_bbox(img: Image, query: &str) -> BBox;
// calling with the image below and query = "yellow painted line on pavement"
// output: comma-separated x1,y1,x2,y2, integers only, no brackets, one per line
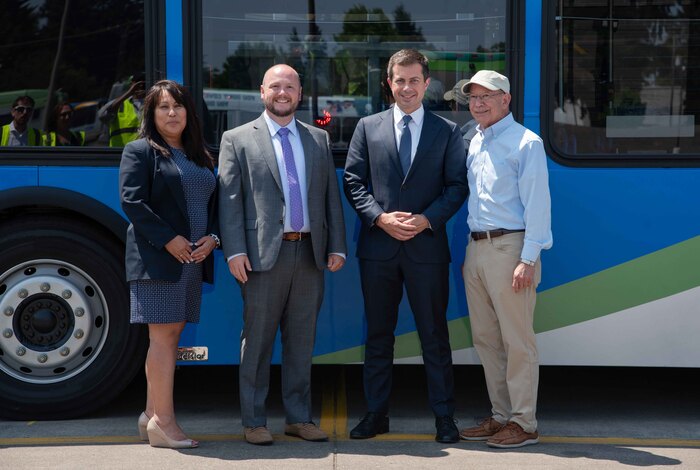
1,434,699,447
319,367,348,439
334,368,348,439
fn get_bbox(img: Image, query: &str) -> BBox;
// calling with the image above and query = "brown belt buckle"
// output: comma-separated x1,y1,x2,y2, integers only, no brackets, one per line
284,232,304,241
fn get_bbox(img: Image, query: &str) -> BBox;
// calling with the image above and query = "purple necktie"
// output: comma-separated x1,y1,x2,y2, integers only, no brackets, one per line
277,127,303,231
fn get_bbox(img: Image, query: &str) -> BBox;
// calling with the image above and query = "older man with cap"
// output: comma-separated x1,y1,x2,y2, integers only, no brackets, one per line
459,70,552,448
443,79,478,148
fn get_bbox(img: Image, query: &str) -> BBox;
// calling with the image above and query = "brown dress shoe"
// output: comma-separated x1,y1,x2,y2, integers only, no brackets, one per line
284,422,329,441
244,426,273,445
487,422,539,448
459,417,506,441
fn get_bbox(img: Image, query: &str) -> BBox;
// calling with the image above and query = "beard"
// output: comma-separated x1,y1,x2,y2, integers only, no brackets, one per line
264,99,298,118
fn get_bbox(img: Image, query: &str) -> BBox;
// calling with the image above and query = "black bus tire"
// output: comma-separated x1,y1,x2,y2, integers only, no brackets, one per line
0,216,147,420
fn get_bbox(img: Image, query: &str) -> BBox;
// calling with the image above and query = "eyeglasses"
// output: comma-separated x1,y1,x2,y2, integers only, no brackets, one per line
59,111,73,118
13,106,33,114
466,92,504,104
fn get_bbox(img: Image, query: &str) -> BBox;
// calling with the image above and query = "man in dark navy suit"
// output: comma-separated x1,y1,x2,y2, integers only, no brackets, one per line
343,49,468,443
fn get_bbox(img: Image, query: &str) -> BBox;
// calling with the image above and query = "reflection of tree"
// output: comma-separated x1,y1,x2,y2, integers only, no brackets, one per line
477,42,505,53
0,0,144,101
209,42,279,90
208,26,332,102
333,4,425,101
393,5,424,42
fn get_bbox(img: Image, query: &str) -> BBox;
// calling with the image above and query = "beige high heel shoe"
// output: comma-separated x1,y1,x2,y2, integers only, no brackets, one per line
138,412,150,441
146,418,199,449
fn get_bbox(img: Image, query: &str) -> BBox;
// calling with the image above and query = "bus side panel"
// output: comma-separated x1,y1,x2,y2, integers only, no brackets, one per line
0,167,38,190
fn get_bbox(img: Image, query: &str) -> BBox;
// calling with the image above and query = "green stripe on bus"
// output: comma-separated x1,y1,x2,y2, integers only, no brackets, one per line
313,236,700,363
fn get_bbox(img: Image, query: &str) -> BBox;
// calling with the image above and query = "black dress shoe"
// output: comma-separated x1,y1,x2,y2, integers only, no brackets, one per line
435,416,459,443
350,412,389,439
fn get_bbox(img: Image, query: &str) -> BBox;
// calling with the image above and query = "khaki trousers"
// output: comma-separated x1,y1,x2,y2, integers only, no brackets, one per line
462,232,540,433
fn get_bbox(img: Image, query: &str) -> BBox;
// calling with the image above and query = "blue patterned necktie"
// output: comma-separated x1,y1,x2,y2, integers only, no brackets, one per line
398,114,412,176
277,127,304,231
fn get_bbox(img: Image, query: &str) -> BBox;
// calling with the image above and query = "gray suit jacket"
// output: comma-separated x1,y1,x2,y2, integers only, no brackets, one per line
218,114,346,271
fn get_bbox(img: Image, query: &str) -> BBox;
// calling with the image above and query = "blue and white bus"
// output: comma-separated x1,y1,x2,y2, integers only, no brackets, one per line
0,0,698,419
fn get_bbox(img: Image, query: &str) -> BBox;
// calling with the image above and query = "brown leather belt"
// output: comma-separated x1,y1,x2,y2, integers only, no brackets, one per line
470,229,524,241
282,232,311,241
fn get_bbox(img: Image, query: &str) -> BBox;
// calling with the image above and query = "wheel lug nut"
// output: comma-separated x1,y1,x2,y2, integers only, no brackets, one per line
61,290,72,299
37,354,48,363
16,347,26,356
3,307,13,316
2,328,13,338
75,308,85,317
18,289,28,299
74,329,84,339
40,283,50,292
60,347,70,357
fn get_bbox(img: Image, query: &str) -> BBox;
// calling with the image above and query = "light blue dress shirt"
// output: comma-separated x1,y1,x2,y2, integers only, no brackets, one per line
262,112,310,233
467,113,552,262
228,112,345,262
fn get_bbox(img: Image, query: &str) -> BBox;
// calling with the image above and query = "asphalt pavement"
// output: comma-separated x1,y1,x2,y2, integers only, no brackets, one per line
1,365,699,469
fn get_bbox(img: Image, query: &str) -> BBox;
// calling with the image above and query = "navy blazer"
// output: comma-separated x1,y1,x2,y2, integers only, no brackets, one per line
119,138,218,283
343,108,468,263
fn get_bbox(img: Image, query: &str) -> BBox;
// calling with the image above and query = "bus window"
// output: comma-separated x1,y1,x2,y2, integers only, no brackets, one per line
200,1,508,156
0,1,145,149
551,1,700,159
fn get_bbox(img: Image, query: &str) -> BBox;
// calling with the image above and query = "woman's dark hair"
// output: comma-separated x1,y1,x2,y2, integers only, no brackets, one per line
140,80,213,169
46,102,73,133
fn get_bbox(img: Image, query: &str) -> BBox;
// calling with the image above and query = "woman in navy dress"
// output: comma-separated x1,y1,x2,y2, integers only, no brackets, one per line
119,80,218,448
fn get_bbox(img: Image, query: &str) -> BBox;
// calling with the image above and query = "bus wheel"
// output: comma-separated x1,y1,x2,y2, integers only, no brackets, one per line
0,216,147,419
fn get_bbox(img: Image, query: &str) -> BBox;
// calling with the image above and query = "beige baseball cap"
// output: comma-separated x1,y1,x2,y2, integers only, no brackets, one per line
443,79,470,106
461,70,510,94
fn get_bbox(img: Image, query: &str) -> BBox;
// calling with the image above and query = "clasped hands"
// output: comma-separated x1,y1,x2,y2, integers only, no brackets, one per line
165,235,216,264
376,211,429,241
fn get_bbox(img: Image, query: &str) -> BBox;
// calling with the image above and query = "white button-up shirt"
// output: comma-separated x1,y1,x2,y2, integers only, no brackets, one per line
393,105,424,167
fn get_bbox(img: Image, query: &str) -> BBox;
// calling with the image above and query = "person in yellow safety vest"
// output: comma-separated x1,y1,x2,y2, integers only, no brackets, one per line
98,73,146,147
44,103,86,146
1,95,44,146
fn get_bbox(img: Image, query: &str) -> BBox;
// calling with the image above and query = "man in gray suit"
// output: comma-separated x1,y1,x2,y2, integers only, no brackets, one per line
218,64,346,445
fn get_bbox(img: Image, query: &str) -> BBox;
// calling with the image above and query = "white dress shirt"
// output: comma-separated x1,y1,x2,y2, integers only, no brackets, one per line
467,113,553,262
393,104,424,167
7,122,28,146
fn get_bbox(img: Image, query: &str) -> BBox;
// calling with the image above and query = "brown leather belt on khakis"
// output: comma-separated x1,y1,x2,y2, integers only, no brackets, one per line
470,229,525,241
282,232,311,241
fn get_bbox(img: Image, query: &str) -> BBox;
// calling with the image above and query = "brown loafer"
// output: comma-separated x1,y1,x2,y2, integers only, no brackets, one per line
244,426,273,445
460,417,506,441
487,422,539,448
284,422,329,442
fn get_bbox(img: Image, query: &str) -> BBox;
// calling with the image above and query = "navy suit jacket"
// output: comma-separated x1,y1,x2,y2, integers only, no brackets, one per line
119,138,218,283
343,108,467,263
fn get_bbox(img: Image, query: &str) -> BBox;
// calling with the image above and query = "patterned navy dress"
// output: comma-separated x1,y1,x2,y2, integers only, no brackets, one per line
130,148,215,324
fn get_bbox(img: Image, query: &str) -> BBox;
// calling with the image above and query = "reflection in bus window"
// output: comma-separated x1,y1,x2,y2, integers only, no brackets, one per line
552,2,700,157
0,1,145,149
201,1,507,152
